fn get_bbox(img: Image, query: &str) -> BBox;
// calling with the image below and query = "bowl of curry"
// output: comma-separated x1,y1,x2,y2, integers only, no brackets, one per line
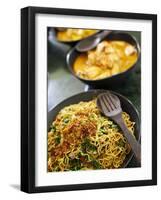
66,32,140,87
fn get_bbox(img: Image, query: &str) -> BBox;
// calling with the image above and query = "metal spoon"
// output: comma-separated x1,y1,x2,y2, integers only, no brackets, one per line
76,30,112,52
97,92,141,164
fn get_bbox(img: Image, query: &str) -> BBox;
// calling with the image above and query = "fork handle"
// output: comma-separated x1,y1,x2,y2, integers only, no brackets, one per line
115,118,141,164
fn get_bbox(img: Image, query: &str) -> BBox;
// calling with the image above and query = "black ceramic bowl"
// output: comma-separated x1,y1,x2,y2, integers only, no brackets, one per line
66,32,141,87
49,28,100,46
48,90,140,168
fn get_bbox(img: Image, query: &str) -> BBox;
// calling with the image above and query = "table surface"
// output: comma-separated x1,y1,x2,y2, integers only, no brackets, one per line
48,30,141,168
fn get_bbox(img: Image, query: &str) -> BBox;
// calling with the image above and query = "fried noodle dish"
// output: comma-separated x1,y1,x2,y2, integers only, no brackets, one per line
48,100,135,172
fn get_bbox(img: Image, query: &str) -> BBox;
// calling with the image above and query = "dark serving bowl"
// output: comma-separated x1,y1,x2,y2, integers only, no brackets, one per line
49,27,100,46
66,31,141,87
48,90,140,168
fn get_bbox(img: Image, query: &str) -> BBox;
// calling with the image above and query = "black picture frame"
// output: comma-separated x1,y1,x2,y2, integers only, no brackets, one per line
21,6,157,193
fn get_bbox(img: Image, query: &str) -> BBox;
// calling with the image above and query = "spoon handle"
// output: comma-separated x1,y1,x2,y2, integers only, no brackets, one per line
95,30,112,40
114,116,141,164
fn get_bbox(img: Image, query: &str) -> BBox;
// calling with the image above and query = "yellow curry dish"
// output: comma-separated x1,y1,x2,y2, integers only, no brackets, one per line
56,28,98,42
48,99,135,172
73,40,138,80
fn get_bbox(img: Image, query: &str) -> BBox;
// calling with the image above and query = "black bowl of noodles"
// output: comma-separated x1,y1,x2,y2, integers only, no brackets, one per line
48,90,140,171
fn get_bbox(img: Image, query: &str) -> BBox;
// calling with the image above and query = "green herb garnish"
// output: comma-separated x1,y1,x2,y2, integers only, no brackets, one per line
108,123,118,129
91,159,101,169
69,158,81,171
55,135,61,145
81,138,97,153
117,139,125,147
100,126,106,133
50,124,56,133
63,118,70,124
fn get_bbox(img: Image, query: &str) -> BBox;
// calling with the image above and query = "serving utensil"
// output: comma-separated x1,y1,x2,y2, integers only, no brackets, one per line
97,92,141,163
76,30,112,52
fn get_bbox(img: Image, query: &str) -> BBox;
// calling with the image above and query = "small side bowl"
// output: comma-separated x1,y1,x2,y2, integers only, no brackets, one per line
48,90,140,168
66,31,141,87
49,28,100,46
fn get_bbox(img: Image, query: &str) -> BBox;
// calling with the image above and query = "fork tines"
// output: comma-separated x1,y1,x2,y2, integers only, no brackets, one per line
97,92,121,113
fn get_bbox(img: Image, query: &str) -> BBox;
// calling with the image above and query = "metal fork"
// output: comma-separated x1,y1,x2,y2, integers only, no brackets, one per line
97,92,141,164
